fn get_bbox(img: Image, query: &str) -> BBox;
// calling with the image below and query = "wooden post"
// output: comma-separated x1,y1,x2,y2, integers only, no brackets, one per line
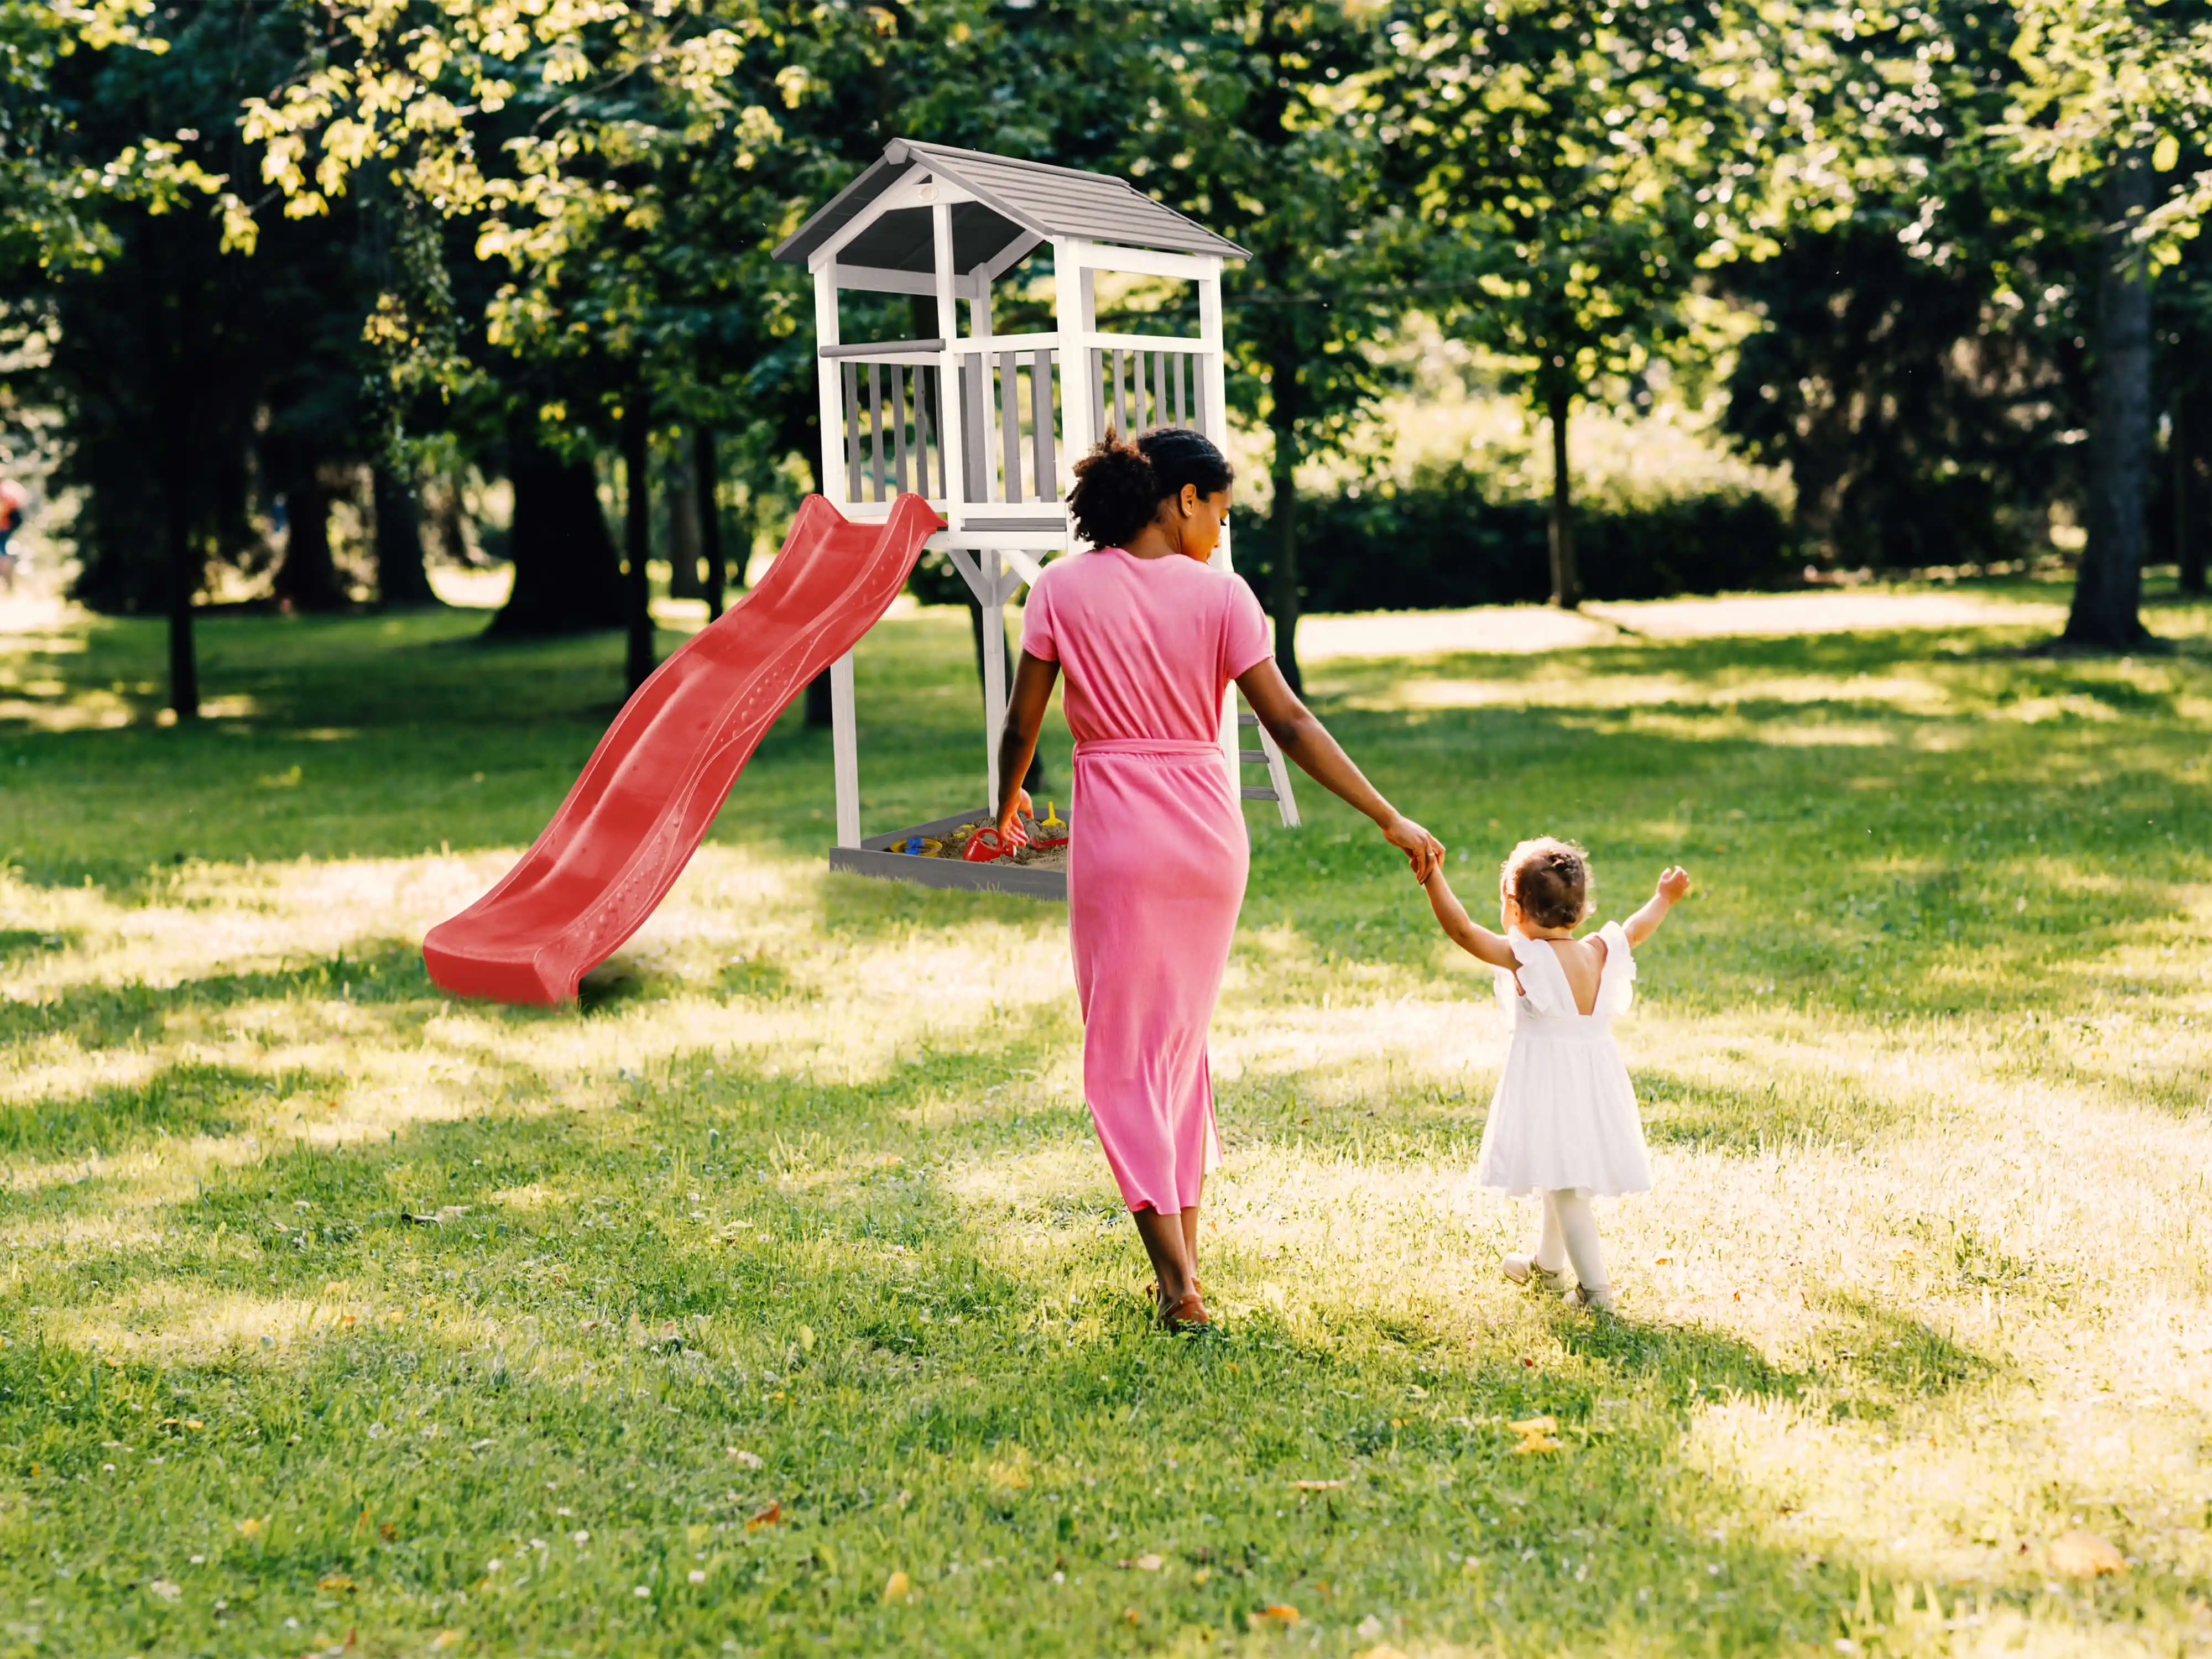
813,268,844,507
933,201,965,533
982,547,1006,808
831,651,860,848
1052,240,1094,519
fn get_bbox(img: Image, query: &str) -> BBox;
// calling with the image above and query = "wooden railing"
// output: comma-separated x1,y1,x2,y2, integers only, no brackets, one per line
1091,343,1204,444
956,344,1061,509
826,339,946,505
825,335,1212,515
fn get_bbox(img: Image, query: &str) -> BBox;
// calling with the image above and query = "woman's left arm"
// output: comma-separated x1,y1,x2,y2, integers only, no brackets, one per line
994,649,1061,838
1236,658,1443,880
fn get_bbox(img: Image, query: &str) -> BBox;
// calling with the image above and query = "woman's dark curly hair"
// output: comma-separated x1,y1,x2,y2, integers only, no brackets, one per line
1066,426,1234,549
1501,837,1593,931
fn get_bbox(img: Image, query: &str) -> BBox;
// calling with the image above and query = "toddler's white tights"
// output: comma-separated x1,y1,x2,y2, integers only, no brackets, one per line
1532,1189,1609,1296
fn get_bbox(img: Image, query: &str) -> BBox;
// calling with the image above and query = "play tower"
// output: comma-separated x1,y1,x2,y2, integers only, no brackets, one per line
772,138,1299,898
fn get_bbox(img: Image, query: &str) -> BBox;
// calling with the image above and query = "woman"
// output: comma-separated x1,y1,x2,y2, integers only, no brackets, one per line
993,428,1443,1329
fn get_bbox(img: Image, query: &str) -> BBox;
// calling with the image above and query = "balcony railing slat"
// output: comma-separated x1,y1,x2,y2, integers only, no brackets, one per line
842,361,862,500
1030,348,1054,500
999,351,1022,504
867,363,886,503
892,366,911,495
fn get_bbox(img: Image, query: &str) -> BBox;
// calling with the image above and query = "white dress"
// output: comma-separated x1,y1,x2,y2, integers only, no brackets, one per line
1474,922,1653,1197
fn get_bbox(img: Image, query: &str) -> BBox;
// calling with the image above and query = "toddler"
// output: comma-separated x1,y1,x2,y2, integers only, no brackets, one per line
1421,838,1691,1310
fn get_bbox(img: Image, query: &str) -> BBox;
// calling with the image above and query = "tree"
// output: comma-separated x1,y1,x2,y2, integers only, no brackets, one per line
2006,0,2212,645
1120,2,1409,690
1385,0,1750,609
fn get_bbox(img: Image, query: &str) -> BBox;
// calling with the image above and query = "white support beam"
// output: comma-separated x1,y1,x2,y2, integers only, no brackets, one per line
1073,244,1225,284
982,547,1008,809
970,277,997,509
831,651,860,848
932,201,966,538
1052,239,1096,485
830,263,988,300
812,267,846,508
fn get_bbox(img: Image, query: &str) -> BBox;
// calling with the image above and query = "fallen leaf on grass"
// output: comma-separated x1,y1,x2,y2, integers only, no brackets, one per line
746,1501,782,1530
882,1570,910,1603
1129,1553,1164,1571
148,1579,181,1601
2049,1531,2126,1578
430,1632,462,1650
1121,1608,1140,1625
1248,1604,1301,1627
318,1574,357,1593
726,1448,764,1468
1507,1416,1557,1436
237,1517,265,1539
1512,1437,1563,1455
1290,1480,1343,1491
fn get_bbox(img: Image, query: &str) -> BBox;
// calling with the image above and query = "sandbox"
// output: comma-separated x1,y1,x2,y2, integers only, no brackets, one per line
828,806,1070,900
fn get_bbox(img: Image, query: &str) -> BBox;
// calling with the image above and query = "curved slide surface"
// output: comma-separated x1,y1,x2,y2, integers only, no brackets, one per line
425,493,940,1004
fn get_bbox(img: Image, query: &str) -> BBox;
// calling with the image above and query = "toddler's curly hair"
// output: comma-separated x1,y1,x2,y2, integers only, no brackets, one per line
1501,837,1592,931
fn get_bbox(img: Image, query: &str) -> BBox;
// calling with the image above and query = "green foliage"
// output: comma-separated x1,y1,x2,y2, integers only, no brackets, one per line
1298,465,1796,610
1383,0,1750,420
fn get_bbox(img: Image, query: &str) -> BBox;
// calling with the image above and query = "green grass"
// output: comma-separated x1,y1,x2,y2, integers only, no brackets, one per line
2,580,2210,1657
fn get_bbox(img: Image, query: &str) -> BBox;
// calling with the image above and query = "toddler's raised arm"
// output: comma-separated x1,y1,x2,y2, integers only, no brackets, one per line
1422,867,1519,968
1623,865,1693,947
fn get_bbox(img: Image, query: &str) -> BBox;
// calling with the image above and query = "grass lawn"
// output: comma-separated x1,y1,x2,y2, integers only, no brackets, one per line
2,577,2210,1658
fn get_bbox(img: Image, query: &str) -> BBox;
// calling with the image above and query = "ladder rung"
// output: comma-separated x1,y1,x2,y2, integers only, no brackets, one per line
1239,748,1269,764
1240,785,1280,801
1237,712,1259,726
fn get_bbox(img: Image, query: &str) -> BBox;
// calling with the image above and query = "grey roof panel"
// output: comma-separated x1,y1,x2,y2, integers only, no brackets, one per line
773,139,1246,267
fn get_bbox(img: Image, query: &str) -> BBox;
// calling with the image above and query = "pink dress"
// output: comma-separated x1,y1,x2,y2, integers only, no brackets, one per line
1020,548,1273,1213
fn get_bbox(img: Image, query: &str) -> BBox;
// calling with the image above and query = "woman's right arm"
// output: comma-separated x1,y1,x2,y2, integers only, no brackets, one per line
994,649,1061,838
1235,657,1443,880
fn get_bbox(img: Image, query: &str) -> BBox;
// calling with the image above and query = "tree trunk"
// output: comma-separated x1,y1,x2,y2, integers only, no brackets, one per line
1547,384,1581,610
2065,155,2156,649
666,432,704,599
2179,388,2208,596
273,468,346,611
373,465,441,607
623,390,656,695
163,438,199,719
488,419,624,636
1267,349,1303,695
696,425,726,620
148,218,198,717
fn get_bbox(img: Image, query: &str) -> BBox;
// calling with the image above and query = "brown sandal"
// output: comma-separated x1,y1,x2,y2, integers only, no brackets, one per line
1159,1289,1212,1331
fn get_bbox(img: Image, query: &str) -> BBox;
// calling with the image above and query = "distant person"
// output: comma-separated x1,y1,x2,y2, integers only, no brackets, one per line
1418,839,1692,1311
0,478,25,593
991,427,1443,1331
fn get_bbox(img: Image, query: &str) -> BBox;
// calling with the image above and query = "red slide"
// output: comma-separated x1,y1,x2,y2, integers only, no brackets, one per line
424,493,941,1005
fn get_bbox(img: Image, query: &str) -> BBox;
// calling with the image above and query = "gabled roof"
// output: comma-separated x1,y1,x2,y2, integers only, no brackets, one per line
773,139,1248,273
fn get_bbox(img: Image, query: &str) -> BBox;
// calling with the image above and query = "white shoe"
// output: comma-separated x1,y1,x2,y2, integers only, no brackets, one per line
1502,1252,1571,1290
1563,1282,1618,1312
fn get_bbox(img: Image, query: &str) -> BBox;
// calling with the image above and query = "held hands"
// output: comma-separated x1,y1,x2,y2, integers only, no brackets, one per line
1655,865,1693,904
1381,813,1445,883
994,788,1034,847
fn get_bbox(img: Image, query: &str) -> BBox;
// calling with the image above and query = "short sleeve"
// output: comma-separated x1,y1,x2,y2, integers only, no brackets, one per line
1019,568,1060,663
1596,922,1637,1015
1219,574,1272,680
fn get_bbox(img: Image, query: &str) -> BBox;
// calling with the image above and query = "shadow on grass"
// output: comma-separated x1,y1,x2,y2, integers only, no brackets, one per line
7,1028,2191,1655
0,938,436,1052
0,1061,338,1160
